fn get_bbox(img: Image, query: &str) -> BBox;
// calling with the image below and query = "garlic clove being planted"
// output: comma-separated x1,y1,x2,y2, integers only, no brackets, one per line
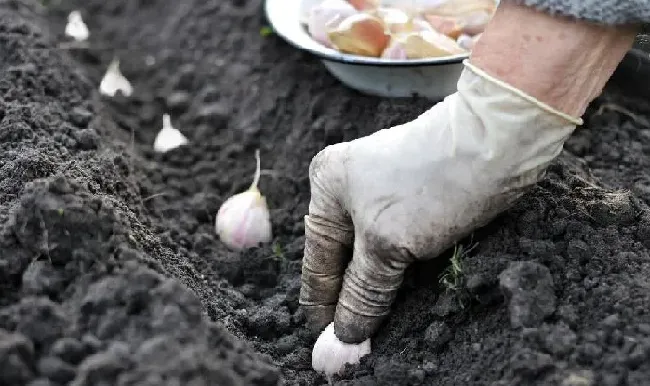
153,114,188,153
312,322,371,377
65,10,89,42
328,13,390,57
215,150,272,250
307,0,358,48
99,58,133,97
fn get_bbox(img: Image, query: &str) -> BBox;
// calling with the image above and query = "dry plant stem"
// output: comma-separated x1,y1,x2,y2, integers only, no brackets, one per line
469,1,638,118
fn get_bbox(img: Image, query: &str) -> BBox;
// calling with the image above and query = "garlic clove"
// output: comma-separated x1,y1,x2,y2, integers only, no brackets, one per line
153,114,188,153
215,150,272,250
423,14,464,39
402,29,466,59
328,13,390,57
419,0,496,16
347,0,379,11
65,10,89,42
373,7,411,34
411,17,437,33
307,0,358,48
99,58,133,97
457,10,492,35
456,32,482,50
312,322,371,377
456,33,474,50
216,190,272,250
381,35,408,59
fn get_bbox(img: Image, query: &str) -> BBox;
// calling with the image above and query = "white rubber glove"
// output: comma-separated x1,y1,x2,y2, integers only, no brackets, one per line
299,60,582,344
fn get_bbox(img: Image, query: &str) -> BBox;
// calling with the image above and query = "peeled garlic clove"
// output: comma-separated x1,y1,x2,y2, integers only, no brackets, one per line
411,17,437,33
307,0,358,47
347,0,379,10
456,33,474,50
215,150,272,250
381,35,408,59
456,32,482,50
99,58,133,97
65,10,89,42
373,7,409,33
312,322,371,377
153,114,188,153
458,10,492,35
420,0,496,16
402,29,466,59
423,14,464,39
328,13,390,57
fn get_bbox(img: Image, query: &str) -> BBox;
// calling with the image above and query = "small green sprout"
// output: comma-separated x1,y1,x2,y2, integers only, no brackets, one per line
439,244,465,292
439,240,477,309
272,242,285,260
260,26,274,37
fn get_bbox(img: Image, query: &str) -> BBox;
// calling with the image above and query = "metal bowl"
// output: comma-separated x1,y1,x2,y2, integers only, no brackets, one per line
264,0,492,100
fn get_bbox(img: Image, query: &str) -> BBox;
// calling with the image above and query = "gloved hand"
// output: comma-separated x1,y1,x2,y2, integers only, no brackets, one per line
299,59,582,344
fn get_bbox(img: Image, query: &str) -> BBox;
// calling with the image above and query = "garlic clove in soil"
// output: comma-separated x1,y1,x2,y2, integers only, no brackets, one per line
328,13,390,57
65,10,89,42
99,58,133,97
215,150,272,250
312,322,371,377
307,0,358,47
153,114,188,153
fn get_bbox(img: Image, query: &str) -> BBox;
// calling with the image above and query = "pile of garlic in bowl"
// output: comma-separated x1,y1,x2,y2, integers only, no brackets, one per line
305,0,496,60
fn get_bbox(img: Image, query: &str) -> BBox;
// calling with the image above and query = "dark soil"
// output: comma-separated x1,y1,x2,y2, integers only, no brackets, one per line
1,0,650,385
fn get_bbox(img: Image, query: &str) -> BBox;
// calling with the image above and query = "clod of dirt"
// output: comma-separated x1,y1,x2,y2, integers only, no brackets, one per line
0,329,35,385
423,321,453,350
499,261,557,328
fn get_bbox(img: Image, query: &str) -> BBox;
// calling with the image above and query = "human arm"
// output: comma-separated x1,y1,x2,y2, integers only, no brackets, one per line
300,0,639,367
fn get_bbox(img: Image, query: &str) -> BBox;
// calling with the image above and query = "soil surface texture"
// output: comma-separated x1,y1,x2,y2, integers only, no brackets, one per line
1,0,650,385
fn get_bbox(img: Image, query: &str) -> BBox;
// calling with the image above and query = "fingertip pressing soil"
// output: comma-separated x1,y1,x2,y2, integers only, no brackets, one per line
1,0,650,385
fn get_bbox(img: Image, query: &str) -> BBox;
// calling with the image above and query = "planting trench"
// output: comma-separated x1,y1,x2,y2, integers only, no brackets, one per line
1,0,650,384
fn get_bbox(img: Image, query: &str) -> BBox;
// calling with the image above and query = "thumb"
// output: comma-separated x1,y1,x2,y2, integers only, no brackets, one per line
333,235,411,344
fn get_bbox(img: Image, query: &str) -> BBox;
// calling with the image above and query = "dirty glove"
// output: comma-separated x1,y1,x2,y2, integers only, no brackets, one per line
299,60,582,344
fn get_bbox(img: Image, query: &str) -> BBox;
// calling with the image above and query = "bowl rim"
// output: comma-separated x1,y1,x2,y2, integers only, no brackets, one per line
264,0,471,68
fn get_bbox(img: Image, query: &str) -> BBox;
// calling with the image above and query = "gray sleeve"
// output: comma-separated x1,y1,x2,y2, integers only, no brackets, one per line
507,0,650,25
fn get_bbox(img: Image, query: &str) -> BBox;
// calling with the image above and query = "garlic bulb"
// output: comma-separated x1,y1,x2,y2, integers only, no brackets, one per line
65,10,89,42
153,114,188,153
312,322,371,377
215,150,272,250
307,0,358,47
99,58,133,97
